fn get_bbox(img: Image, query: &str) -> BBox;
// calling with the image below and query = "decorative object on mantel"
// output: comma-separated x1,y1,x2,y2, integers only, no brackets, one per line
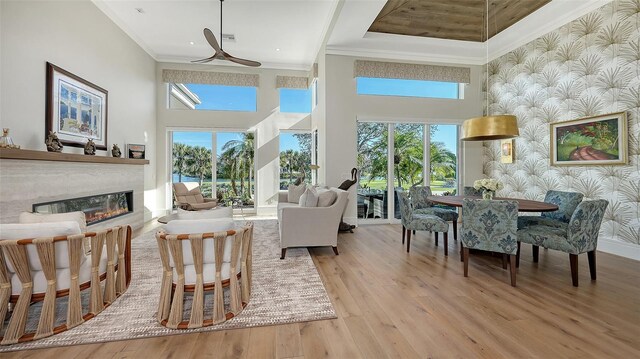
0,128,19,149
501,139,515,163
84,138,96,155
473,178,503,200
127,144,145,159
45,131,63,152
46,62,108,150
550,111,628,166
111,144,122,158
338,167,359,233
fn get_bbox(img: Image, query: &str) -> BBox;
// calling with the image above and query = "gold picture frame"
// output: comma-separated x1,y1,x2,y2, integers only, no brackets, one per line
550,112,628,166
500,139,515,163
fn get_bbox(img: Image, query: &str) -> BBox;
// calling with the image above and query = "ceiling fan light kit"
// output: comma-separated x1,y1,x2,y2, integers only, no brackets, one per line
192,0,261,67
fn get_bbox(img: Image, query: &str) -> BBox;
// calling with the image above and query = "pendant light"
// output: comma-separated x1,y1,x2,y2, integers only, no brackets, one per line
461,1,519,141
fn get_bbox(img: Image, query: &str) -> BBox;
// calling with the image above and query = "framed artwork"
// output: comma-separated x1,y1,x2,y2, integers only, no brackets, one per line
500,139,514,163
550,112,628,166
127,144,146,159
46,62,108,150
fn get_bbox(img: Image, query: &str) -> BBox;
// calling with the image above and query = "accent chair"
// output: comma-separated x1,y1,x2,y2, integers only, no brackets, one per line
397,191,450,255
460,198,519,286
172,182,218,211
517,199,608,286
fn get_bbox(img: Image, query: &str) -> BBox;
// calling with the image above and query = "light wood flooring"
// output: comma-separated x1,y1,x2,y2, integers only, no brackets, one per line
4,222,640,358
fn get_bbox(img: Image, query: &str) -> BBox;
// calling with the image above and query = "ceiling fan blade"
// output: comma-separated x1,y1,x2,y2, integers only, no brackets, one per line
191,55,215,64
203,28,221,52
224,52,261,67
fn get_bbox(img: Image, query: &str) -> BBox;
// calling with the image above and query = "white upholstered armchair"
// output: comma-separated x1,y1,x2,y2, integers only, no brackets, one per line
277,187,349,259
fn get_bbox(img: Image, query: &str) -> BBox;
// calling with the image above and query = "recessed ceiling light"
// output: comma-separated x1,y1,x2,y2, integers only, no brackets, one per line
276,48,280,51
189,41,195,45
135,7,145,14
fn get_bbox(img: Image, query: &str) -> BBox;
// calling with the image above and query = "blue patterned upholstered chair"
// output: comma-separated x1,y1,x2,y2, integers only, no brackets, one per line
410,186,459,240
461,198,519,286
517,199,608,287
397,191,450,255
463,186,483,196
517,190,584,263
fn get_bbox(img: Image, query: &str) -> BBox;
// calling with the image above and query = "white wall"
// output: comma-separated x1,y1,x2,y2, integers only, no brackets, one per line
0,0,157,221
322,55,484,222
155,62,311,214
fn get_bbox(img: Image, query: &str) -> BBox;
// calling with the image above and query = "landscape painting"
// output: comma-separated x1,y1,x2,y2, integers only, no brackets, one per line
550,112,628,166
46,62,108,150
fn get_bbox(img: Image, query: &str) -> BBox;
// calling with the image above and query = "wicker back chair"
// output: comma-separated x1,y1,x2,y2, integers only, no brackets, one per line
155,222,253,329
0,225,131,345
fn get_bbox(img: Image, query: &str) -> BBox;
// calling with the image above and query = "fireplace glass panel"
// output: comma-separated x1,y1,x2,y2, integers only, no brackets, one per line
33,191,133,225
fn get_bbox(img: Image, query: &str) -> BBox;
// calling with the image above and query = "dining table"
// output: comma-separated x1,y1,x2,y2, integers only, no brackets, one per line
426,195,559,212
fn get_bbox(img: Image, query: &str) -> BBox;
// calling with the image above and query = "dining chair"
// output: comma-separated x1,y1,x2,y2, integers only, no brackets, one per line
409,186,459,240
461,198,519,286
397,191,450,255
517,199,608,286
516,190,583,263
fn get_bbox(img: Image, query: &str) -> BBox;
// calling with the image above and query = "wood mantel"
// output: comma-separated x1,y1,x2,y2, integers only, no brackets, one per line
0,148,149,165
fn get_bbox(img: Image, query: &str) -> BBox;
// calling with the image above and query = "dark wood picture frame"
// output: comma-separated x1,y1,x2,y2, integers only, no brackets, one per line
46,62,108,150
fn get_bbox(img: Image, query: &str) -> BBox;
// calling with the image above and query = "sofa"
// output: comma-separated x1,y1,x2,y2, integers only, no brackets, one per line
277,187,349,259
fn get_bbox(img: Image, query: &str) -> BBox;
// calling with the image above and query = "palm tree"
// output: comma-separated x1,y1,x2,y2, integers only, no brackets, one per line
188,146,212,187
430,142,457,180
172,143,190,182
221,133,255,199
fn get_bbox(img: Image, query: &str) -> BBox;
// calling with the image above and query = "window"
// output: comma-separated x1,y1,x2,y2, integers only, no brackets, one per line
279,88,312,113
356,77,459,99
168,83,257,112
279,132,312,189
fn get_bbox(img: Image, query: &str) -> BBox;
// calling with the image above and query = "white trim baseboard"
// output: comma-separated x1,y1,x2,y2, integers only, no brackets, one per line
597,237,640,261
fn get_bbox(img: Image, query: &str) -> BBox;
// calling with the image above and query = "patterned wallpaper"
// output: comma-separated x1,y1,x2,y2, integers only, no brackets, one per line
483,0,640,246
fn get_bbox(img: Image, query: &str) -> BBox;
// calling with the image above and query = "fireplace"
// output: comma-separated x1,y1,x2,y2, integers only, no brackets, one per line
33,191,133,226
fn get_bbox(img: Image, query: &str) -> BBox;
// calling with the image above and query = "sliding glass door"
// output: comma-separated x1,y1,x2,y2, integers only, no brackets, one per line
170,130,255,211
356,121,459,223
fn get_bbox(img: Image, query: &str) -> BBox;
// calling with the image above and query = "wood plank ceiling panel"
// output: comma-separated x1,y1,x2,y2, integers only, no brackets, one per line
368,0,551,42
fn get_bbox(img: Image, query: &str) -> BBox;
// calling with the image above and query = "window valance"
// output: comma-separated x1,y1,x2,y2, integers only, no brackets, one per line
162,69,259,87
276,75,309,89
353,60,470,84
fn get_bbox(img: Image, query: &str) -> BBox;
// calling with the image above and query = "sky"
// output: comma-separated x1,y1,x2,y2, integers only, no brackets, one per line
176,78,458,154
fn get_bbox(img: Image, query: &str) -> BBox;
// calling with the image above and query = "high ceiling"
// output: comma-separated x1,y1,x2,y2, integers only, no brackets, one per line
93,0,610,69
368,0,551,42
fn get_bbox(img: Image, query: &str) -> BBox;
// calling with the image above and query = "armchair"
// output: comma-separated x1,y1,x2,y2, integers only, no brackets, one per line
461,199,518,286
517,199,608,286
173,182,218,211
397,191,449,255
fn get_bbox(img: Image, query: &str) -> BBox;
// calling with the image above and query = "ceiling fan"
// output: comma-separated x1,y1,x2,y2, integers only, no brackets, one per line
192,0,261,67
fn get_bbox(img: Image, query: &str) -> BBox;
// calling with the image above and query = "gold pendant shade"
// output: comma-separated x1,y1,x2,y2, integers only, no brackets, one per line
461,115,519,141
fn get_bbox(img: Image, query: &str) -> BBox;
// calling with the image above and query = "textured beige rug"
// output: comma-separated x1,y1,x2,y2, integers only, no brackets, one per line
1,219,336,352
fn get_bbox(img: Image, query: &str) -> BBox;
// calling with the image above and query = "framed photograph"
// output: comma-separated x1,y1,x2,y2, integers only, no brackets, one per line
127,144,146,159
46,62,108,150
500,139,515,163
550,112,628,166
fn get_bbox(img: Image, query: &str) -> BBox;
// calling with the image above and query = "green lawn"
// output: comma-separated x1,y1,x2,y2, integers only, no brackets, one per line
360,179,456,193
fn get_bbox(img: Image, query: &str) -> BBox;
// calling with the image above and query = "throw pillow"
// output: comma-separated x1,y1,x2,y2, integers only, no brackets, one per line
317,189,337,207
299,187,319,207
288,184,307,203
19,211,87,232
163,218,236,267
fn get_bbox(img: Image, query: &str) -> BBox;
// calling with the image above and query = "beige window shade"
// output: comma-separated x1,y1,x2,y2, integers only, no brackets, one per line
354,60,470,84
276,75,309,89
162,69,259,87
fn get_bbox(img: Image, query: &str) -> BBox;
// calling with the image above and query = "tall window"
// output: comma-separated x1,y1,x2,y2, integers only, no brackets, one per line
168,83,257,112
356,78,460,99
280,132,312,189
356,122,459,221
172,132,213,198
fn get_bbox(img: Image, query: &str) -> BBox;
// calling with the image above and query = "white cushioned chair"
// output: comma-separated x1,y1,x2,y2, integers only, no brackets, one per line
277,187,349,259
173,182,218,211
155,218,253,329
0,216,131,345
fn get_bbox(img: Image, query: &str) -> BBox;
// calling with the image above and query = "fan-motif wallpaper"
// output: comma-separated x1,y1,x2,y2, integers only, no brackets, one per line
483,0,640,246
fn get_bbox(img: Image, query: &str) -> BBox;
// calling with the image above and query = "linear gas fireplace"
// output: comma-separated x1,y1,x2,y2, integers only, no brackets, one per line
33,191,133,226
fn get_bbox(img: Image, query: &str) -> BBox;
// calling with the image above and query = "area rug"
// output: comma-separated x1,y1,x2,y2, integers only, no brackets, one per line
1,219,336,352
